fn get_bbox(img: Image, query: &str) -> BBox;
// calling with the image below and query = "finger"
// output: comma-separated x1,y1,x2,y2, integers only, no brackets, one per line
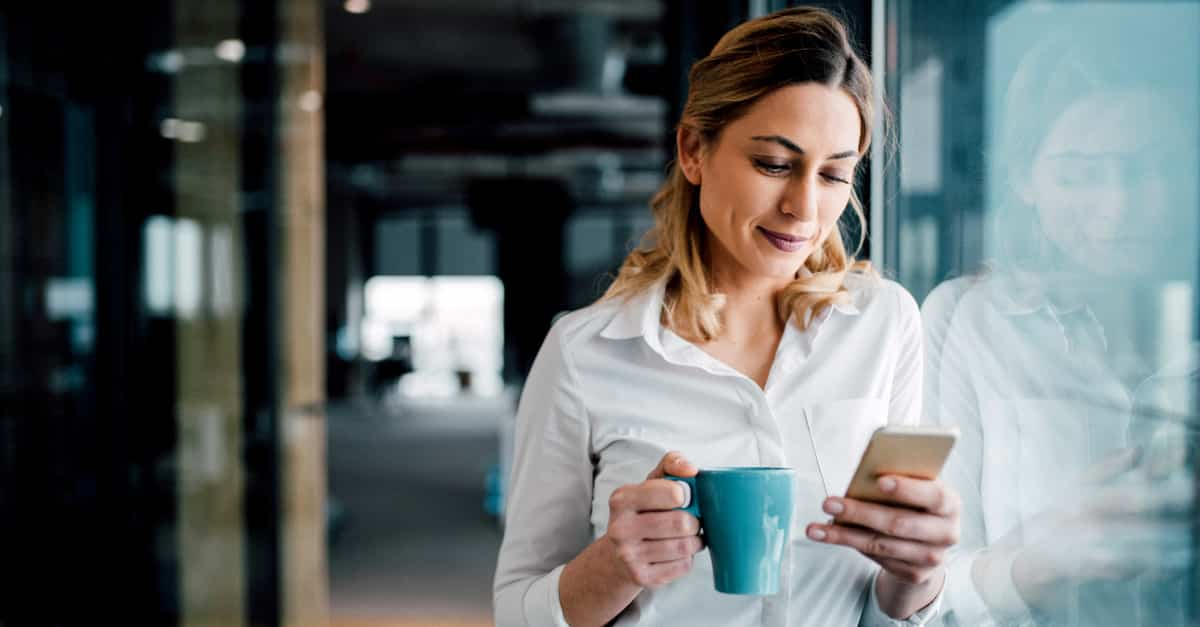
609,479,690,515
873,476,960,516
824,497,958,546
634,510,701,539
638,536,704,564
807,522,946,568
1146,425,1187,479
1091,475,1195,518
632,556,695,588
1103,519,1194,557
646,450,699,480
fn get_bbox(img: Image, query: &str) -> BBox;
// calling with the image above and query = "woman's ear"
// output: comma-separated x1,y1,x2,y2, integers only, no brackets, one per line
677,125,704,185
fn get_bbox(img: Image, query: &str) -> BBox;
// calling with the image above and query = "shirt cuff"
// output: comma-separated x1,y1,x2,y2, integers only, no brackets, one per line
521,564,571,627
972,548,1035,626
860,568,945,627
941,549,996,625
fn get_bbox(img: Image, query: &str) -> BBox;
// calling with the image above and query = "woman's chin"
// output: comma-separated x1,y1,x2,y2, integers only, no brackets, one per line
759,262,809,283
722,247,812,282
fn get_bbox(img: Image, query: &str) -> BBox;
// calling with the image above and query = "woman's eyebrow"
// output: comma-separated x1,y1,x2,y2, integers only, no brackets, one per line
750,135,857,160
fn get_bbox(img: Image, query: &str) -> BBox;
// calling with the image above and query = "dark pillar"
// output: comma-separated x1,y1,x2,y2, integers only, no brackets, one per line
469,179,572,381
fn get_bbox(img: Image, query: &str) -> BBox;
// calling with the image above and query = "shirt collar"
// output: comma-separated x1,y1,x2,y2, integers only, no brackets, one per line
983,271,1108,352
599,278,669,347
986,270,1090,316
599,273,861,346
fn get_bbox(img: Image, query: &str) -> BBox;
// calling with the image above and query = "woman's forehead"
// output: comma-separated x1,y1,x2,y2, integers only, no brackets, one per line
1038,90,1183,158
725,84,861,153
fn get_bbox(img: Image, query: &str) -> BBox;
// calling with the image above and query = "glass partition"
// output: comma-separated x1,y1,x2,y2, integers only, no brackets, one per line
884,2,1200,625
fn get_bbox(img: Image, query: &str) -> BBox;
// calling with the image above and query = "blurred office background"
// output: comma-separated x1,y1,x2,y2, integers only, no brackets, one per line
0,1,1196,626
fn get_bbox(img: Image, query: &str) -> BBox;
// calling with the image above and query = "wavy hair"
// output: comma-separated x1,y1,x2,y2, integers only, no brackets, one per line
602,6,881,342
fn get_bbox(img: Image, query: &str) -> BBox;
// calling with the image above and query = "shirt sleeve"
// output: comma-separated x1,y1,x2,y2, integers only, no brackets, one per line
889,282,924,428
860,568,946,627
855,284,944,627
921,281,1033,626
921,281,993,626
493,320,596,627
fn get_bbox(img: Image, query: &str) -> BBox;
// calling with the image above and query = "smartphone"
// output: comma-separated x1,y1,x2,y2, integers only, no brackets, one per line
842,425,958,507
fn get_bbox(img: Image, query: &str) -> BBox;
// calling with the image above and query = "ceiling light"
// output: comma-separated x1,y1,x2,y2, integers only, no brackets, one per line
176,121,207,143
215,39,246,63
299,90,323,113
160,118,206,143
344,0,370,14
160,118,180,139
159,50,184,73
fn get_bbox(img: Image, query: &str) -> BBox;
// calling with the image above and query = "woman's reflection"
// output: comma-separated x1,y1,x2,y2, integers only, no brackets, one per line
923,12,1199,627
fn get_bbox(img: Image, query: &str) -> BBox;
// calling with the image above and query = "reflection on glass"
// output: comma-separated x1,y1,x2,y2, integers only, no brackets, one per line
209,223,236,318
174,217,202,320
145,215,175,315
918,2,1200,625
143,215,219,320
0,0,326,622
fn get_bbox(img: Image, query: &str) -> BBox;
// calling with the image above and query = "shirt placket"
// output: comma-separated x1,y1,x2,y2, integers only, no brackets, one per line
660,326,799,626
742,386,792,627
760,321,817,627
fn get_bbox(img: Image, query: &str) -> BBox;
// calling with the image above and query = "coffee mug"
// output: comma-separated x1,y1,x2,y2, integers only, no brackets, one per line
667,467,796,595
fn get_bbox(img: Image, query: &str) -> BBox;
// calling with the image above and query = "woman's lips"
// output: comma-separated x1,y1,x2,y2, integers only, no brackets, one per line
758,226,811,252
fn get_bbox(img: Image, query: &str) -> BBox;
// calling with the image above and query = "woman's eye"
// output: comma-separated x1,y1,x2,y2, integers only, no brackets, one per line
822,172,850,185
753,159,791,176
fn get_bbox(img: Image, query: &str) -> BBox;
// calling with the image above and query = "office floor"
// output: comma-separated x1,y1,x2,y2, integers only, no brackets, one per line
327,396,507,626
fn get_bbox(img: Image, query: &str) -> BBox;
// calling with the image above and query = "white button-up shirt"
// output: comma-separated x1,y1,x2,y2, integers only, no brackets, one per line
924,275,1193,627
494,274,943,626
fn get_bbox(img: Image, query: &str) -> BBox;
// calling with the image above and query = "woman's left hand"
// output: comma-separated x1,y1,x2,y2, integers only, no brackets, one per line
806,475,960,586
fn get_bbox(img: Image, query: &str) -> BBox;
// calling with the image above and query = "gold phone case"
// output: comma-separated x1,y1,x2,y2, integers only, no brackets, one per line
843,426,957,507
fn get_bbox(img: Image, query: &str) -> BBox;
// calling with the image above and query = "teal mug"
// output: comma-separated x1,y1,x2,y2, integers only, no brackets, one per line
667,467,796,595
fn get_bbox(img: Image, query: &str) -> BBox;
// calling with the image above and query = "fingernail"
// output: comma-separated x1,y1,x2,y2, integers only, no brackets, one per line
808,526,827,541
879,477,896,492
676,482,691,508
823,499,844,515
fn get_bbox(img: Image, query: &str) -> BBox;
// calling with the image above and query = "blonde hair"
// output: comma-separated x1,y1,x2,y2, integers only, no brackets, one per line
602,6,880,342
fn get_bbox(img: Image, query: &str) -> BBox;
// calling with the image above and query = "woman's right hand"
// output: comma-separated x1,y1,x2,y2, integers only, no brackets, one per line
604,451,704,589
1005,447,1194,609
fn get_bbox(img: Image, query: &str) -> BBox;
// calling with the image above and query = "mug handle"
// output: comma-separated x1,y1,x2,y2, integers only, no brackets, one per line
665,475,700,518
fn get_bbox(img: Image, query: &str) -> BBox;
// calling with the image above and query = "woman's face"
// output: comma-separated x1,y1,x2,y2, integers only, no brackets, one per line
1021,89,1182,277
678,83,862,286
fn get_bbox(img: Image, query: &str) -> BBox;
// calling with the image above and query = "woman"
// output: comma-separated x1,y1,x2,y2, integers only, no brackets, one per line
494,8,959,626
922,6,1198,626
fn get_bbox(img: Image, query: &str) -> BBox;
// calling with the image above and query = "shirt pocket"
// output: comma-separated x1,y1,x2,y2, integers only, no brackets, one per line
979,396,1129,529
802,398,888,498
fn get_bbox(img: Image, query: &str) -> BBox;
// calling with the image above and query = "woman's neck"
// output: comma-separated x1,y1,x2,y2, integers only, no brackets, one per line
709,268,789,342
697,264,791,388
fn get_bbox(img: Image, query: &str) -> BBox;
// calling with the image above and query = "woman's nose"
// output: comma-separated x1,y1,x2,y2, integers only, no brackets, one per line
780,175,819,221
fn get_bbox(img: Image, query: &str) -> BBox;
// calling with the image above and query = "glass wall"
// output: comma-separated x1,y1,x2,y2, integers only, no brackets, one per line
0,2,326,624
885,1,1200,625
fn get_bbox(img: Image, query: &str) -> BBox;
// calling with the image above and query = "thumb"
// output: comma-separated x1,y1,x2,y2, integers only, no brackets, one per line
646,450,698,480
1084,446,1141,486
